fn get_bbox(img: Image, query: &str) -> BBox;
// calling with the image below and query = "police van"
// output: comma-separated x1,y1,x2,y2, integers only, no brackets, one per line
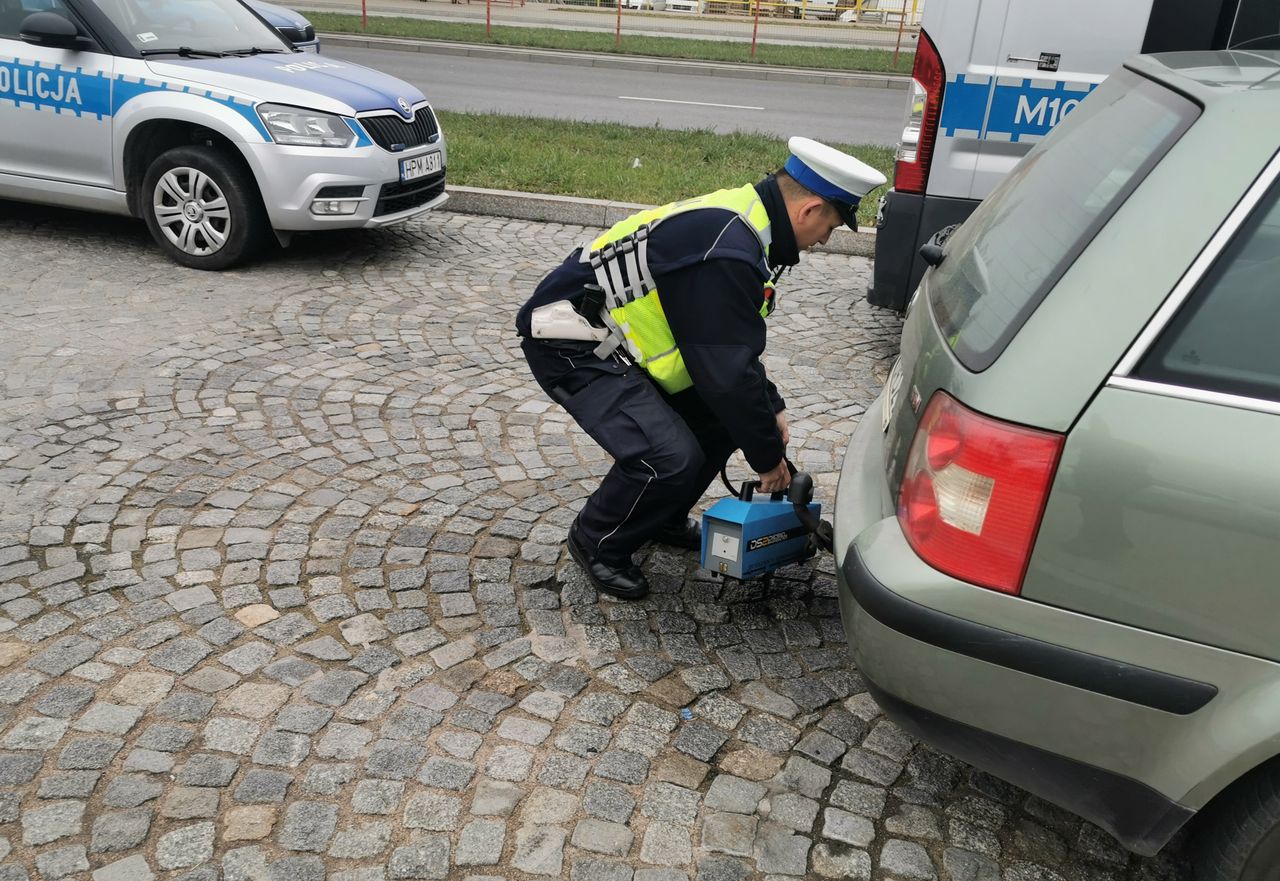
870,0,1278,311
0,0,447,269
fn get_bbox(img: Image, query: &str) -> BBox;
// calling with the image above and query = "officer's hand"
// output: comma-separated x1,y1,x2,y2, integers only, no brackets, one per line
775,410,790,445
758,459,791,494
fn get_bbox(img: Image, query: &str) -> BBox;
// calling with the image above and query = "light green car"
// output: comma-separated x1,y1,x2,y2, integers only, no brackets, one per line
836,50,1280,879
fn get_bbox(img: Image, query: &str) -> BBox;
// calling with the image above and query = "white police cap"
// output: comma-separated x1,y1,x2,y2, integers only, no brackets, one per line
783,136,888,228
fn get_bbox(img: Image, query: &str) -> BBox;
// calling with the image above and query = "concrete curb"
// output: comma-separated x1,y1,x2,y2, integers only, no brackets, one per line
446,184,875,257
321,32,910,89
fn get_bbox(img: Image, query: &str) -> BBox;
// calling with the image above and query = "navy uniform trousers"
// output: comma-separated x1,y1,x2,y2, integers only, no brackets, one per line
522,337,736,567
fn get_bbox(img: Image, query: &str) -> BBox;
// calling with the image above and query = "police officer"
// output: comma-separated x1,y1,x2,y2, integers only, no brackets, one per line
516,137,886,600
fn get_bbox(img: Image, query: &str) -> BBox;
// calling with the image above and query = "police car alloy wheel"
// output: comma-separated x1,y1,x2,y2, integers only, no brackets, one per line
154,168,231,257
141,146,268,271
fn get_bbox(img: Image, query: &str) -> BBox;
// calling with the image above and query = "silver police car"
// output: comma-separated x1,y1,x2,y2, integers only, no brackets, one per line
0,0,447,269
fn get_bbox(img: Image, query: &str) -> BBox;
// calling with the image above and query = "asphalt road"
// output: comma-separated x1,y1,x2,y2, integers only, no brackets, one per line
326,45,907,144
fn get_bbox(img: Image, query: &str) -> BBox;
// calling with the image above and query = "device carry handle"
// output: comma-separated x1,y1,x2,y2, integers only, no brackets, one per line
739,459,797,502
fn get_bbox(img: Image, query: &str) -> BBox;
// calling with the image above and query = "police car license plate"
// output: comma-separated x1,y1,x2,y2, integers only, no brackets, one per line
400,153,441,182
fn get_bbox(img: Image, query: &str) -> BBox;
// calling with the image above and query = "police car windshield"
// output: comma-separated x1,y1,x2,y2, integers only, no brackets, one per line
95,0,290,55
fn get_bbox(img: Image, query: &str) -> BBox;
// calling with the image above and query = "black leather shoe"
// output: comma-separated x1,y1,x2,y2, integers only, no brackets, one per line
652,517,701,551
567,524,650,600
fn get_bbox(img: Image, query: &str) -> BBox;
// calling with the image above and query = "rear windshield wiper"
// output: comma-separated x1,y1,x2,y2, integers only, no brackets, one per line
139,46,226,57
225,47,288,56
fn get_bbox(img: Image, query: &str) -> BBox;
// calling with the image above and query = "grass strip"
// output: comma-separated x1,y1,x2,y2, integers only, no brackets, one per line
310,11,913,73
436,110,894,226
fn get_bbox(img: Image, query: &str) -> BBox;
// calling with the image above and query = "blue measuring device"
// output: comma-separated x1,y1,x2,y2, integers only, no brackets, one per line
699,470,830,580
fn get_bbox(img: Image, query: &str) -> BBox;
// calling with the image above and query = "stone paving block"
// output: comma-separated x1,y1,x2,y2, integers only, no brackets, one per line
812,843,872,880
583,781,634,824
594,750,649,784
278,801,339,852
823,807,876,847
829,779,888,818
36,845,88,879
497,716,552,745
841,748,904,786
471,779,523,816
570,858,632,881
184,666,238,693
103,774,163,808
352,779,404,815
417,755,474,789
768,792,820,833
90,807,153,852
887,803,944,840
224,806,278,842
4,715,68,749
772,755,832,799
235,769,293,803
203,717,261,754
276,705,335,735
161,786,220,820
704,775,766,815
110,672,174,706
38,770,101,799
700,811,756,857
317,723,373,760
638,822,690,867
150,638,214,674
404,791,462,831
572,818,633,856
303,763,355,796
652,753,710,790
329,822,393,859
486,744,535,781
437,729,483,759
456,819,506,865
556,723,611,758
253,731,311,768
755,829,811,876
941,848,1001,881
388,835,450,880
93,855,155,881
222,683,291,719
574,693,628,725
640,782,701,827
23,800,85,846
157,822,216,870
35,684,95,718
520,788,577,825
512,825,565,877
880,839,938,880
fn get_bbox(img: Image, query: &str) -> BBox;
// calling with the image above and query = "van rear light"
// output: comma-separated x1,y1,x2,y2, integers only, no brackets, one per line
894,28,945,195
897,392,1063,594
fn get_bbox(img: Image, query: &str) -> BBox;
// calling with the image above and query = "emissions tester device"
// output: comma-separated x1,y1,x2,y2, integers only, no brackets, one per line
700,464,834,580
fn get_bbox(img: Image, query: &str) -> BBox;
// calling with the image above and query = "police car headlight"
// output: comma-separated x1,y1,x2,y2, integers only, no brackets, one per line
258,104,355,148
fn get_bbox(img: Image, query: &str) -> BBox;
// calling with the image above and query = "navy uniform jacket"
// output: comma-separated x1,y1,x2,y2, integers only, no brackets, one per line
516,177,800,473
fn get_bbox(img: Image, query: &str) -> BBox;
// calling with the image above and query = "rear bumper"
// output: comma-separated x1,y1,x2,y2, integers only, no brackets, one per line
831,395,1224,855
862,672,1193,856
842,544,1197,855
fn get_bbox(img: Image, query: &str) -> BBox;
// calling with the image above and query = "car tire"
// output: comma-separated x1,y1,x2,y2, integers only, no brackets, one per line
141,145,267,270
1194,765,1280,881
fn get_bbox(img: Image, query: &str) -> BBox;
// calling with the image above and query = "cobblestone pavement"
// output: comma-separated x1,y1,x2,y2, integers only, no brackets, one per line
0,205,1193,881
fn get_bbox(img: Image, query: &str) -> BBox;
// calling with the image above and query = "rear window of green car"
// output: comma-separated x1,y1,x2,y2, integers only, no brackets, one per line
929,70,1199,372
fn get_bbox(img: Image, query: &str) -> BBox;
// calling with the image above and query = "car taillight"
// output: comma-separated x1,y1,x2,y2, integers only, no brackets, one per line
894,28,945,195
897,392,1063,594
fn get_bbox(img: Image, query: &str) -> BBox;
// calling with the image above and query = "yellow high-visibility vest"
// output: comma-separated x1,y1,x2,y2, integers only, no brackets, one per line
582,184,775,394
